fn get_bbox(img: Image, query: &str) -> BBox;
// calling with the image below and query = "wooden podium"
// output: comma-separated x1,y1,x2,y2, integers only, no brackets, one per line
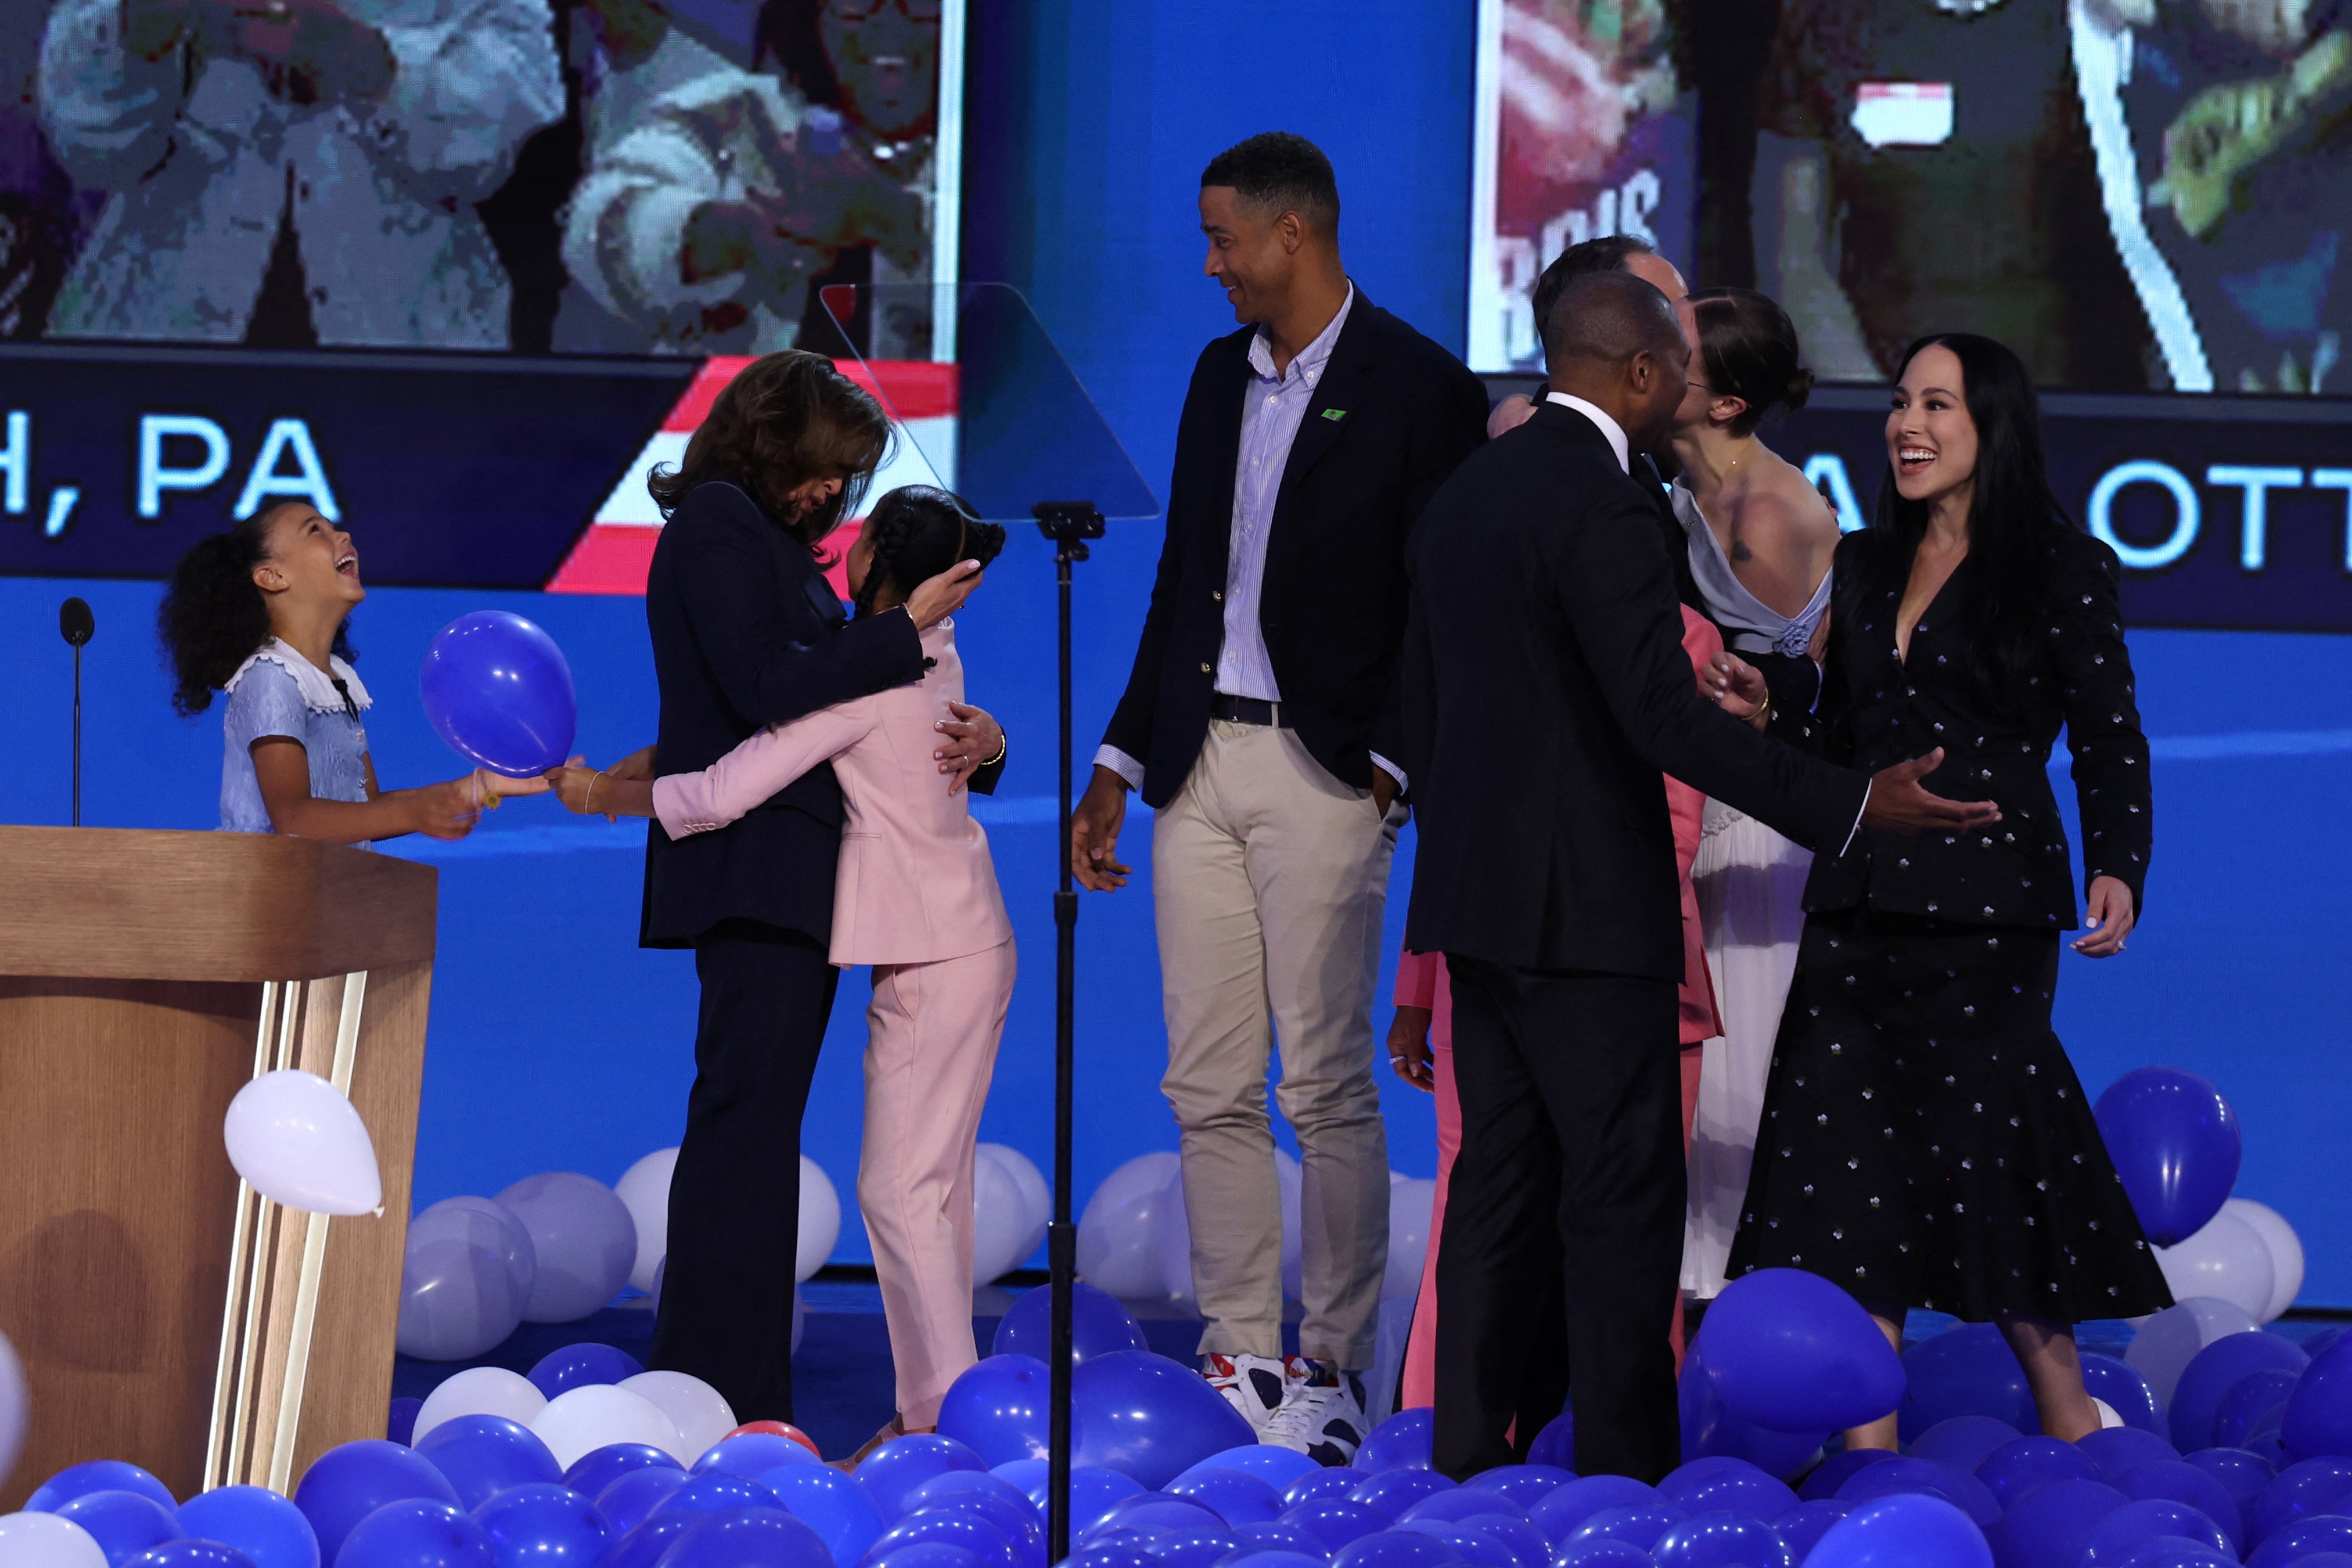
0,827,436,1509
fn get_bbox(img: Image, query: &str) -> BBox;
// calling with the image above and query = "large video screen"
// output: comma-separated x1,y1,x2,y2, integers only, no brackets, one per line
1468,0,2350,395
1,0,961,358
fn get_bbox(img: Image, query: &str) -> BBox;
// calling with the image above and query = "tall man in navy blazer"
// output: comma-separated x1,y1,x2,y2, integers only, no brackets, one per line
1069,132,1488,1459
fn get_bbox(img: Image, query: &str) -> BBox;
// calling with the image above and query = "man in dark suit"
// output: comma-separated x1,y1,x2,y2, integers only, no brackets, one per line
1402,271,1994,1481
1067,132,1488,1460
621,351,1002,1428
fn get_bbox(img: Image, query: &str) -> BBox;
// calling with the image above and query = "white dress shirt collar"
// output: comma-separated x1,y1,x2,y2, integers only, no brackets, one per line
1247,282,1355,383
1544,391,1631,474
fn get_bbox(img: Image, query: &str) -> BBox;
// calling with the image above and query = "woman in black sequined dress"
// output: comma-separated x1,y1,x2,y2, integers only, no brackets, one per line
1718,333,2172,1449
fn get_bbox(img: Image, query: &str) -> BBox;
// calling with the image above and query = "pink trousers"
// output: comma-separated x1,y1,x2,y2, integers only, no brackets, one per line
858,937,1017,1427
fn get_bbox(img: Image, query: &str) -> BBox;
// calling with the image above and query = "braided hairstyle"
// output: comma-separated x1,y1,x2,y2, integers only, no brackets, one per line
156,503,354,716
851,486,1006,618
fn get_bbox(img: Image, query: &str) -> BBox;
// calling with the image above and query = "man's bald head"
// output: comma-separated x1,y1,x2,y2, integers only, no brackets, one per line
1542,269,1692,452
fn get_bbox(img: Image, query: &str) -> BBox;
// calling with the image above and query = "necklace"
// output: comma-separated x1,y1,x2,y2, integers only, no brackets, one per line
1926,0,2008,14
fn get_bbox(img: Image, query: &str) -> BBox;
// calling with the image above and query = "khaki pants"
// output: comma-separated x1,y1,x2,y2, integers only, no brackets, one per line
1153,718,1395,1368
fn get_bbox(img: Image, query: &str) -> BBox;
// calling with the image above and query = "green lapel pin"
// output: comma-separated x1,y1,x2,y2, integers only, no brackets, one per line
1321,407,1347,422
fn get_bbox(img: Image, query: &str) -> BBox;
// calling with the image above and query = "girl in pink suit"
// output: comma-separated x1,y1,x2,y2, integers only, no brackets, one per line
553,487,1012,1454
1391,605,1726,1409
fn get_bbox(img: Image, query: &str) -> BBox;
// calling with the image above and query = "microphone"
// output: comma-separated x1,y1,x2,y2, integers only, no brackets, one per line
59,597,92,825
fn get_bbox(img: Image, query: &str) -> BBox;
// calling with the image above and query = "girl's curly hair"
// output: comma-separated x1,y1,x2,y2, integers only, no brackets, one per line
156,505,353,716
852,486,1006,618
646,350,893,548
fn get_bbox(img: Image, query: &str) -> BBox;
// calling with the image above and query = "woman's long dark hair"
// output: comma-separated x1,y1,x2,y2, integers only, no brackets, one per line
156,505,354,716
646,350,893,548
1872,332,2078,707
852,486,1006,617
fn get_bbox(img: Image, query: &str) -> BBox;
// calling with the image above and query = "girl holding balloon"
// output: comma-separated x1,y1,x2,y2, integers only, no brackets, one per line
159,502,543,845
550,485,1013,1460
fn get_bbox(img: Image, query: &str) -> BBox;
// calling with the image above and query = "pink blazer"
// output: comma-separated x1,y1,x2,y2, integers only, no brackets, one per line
652,621,1013,968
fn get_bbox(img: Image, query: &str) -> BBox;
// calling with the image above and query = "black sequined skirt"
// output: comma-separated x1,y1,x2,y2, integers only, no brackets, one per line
1725,907,2174,1322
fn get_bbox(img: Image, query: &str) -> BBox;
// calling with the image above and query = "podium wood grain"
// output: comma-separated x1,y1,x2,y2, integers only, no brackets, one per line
0,828,435,1507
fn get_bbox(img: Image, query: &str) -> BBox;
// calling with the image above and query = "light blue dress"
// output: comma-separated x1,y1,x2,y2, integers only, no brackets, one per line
220,639,375,847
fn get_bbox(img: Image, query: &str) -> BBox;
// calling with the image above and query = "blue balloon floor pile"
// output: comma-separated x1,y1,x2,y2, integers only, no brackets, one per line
10,1278,2352,1568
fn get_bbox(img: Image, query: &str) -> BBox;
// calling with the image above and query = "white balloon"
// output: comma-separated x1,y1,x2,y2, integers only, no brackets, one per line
1152,1166,1197,1314
413,1365,547,1443
1275,1150,1304,1302
620,1370,736,1463
2126,1296,2263,1407
979,1142,1052,1263
224,1069,382,1215
0,1511,107,1567
1383,1178,1437,1302
2156,1210,2276,1324
0,1332,26,1488
972,1148,1034,1286
531,1383,688,1469
2092,1397,2124,1430
2222,1198,2304,1322
1074,1152,1181,1301
799,1156,841,1284
397,1196,536,1361
495,1172,638,1323
614,1148,679,1294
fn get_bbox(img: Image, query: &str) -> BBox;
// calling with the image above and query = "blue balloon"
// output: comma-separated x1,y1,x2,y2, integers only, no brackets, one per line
1229,1522,1329,1557
334,1498,497,1568
2213,1371,2299,1450
1836,1457,1998,1528
27,1460,179,1515
2080,1356,2165,1439
1799,1450,1898,1504
2112,1461,2244,1553
860,1436,988,1524
599,1466,692,1533
1397,1491,1526,1526
1032,1467,1145,1535
1525,1412,1574,1473
419,610,579,776
696,1433,826,1481
1563,1503,1681,1554
2074,1499,2233,1565
1358,1411,1433,1475
2092,1068,2241,1247
1983,1479,2128,1568
1284,1470,1369,1509
938,1355,1055,1468
1087,1494,1223,1542
1328,1530,1461,1568
1171,1448,1322,1494
990,1283,1148,1365
390,1399,423,1447
124,1545,259,1568
1550,1542,1652,1568
1460,1466,1574,1508
908,1487,1042,1566
668,1506,835,1568
1909,1418,2024,1473
1772,1499,1851,1561
1650,1510,1794,1568
2078,1428,2181,1483
1527,1477,1659,1547
2248,1455,2352,1542
1678,1346,1826,1479
175,1486,321,1568
1394,1519,1513,1568
1276,1498,1391,1554
2284,1330,2352,1462
866,1508,1019,1568
2246,1513,2352,1568
765,1460,889,1566
1805,1493,1991,1568
470,1481,609,1565
1900,1326,2032,1444
2180,1447,2274,1513
1657,1456,1797,1520
1167,1470,1286,1527
1217,1551,1328,1568
1071,1353,1257,1490
414,1414,563,1510
1695,1269,1907,1435
1973,1437,2103,1511
596,1513,700,1568
875,1547,987,1568
526,1342,645,1400
652,1473,780,1523
564,1445,681,1499
2246,1430,2289,1469
1145,1525,1239,1568
1459,1516,1549,1568
1349,1472,1454,1521
2308,1329,2349,1362
293,1439,462,1564
53,1491,181,1565
2171,1335,2310,1454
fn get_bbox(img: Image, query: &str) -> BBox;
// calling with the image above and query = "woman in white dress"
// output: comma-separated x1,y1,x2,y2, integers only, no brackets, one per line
1668,287,1843,1300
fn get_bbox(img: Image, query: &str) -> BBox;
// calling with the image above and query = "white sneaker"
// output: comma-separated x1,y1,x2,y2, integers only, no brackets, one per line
1263,1358,1368,1465
1203,1353,1292,1437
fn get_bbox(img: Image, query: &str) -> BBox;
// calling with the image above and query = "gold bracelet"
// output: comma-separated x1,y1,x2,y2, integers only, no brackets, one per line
587,770,607,814
981,733,1008,768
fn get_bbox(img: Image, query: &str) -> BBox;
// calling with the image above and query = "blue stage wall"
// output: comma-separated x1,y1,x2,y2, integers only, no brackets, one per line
5,1,2349,1306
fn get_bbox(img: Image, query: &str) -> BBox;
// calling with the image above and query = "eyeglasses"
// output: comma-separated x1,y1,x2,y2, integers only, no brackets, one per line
823,0,943,19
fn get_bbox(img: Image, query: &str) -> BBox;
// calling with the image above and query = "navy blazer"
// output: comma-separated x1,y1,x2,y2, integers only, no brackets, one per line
1100,292,1489,806
639,481,1001,948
